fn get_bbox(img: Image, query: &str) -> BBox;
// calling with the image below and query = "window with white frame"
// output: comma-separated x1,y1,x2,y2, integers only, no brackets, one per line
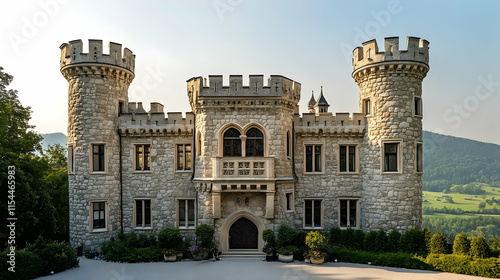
304,199,322,228
135,144,151,171
91,144,106,172
177,199,195,228
339,145,357,173
135,199,151,229
339,199,359,228
68,144,74,174
176,144,192,171
382,141,401,173
91,201,107,231
414,97,422,116
416,142,423,173
305,144,323,173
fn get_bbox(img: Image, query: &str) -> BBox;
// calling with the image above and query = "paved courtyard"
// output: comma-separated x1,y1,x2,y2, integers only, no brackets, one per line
36,257,492,280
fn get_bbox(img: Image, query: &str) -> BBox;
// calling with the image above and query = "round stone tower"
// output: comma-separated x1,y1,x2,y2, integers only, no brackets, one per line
60,39,135,247
352,36,429,231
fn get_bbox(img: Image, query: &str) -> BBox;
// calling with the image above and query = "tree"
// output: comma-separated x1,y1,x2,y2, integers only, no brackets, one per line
429,232,447,254
478,201,487,210
470,234,490,258
452,233,470,255
422,227,433,253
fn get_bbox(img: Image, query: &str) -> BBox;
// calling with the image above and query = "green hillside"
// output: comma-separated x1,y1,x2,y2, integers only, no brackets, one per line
41,132,67,151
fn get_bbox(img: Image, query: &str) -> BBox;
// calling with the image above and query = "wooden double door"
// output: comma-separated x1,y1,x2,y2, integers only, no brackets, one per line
228,217,258,249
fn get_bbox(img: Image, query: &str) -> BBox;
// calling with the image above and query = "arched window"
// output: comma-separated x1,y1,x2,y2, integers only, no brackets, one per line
245,128,264,157
223,128,241,157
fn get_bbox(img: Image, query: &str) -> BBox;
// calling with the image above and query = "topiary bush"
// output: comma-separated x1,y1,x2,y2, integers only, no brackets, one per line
363,230,378,252
429,232,447,254
470,234,490,259
452,233,470,255
375,230,388,252
352,229,365,250
387,229,401,252
100,233,162,262
277,225,297,248
158,227,183,250
195,224,215,248
339,228,356,248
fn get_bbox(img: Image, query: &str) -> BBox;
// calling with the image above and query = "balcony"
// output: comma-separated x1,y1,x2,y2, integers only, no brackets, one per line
212,157,275,180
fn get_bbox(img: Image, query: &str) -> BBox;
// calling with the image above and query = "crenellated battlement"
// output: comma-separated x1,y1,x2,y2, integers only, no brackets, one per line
187,75,301,111
293,112,365,136
119,102,194,136
60,39,135,73
352,36,429,72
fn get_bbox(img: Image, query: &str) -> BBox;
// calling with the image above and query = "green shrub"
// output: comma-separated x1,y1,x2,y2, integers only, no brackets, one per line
26,236,78,275
400,228,426,255
158,227,183,250
339,228,356,248
277,246,297,255
375,230,388,252
352,230,365,250
387,229,401,252
100,235,162,262
429,232,447,254
0,249,43,280
277,225,297,248
424,254,500,278
305,231,327,251
195,224,215,248
293,230,308,248
470,234,490,259
329,227,342,245
262,229,276,247
469,257,500,278
423,226,432,253
363,231,378,252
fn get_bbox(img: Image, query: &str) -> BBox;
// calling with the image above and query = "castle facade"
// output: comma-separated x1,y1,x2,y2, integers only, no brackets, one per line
60,36,429,251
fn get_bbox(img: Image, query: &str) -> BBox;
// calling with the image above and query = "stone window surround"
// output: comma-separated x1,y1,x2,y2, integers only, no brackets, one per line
362,97,372,116
285,191,294,212
336,143,360,174
338,197,360,229
217,123,269,158
380,139,403,174
416,141,423,174
175,141,193,173
303,140,325,175
133,198,153,230
302,198,324,229
132,141,152,173
413,95,423,117
89,142,108,174
67,143,75,174
89,199,108,233
176,197,196,229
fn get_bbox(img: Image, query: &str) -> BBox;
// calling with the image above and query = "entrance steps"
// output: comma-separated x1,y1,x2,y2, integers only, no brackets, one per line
220,250,266,259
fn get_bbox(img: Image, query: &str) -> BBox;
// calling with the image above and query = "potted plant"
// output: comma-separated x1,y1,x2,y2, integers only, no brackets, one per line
161,248,178,262
303,251,311,264
190,245,209,261
305,231,327,264
277,246,297,263
262,229,276,261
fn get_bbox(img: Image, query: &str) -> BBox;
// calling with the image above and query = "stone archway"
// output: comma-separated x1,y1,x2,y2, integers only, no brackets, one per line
219,210,265,252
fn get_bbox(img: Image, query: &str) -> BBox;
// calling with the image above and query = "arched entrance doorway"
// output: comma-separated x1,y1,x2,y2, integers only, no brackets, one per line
219,210,265,252
229,218,258,249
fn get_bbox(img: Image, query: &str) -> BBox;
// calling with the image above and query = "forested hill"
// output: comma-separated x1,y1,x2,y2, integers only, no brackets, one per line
423,131,500,187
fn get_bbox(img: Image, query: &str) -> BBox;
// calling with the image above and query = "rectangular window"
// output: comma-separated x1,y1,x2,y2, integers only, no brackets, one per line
416,143,423,173
305,145,322,173
176,144,192,171
135,199,151,228
364,99,371,116
178,199,195,228
68,145,74,174
286,192,293,211
339,199,358,228
92,201,106,230
304,199,322,228
92,144,105,172
414,97,422,116
135,144,151,171
339,145,356,172
384,142,399,172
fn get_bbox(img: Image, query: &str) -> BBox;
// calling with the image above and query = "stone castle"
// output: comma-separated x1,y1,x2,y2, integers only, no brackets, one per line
60,36,429,251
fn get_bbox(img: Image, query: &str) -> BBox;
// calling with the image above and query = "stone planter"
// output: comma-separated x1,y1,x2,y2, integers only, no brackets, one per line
163,254,177,262
310,257,325,264
176,252,183,261
193,251,209,261
278,254,293,263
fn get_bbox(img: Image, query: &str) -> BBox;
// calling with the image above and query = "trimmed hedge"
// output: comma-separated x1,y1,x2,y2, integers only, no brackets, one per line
0,250,42,280
424,254,500,278
100,233,162,262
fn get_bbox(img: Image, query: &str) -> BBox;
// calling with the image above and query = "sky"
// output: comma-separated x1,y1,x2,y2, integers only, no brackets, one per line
1,0,499,145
